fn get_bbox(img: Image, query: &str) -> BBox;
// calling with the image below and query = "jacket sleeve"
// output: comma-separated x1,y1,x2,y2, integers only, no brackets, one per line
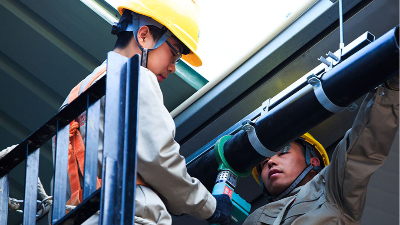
324,85,399,221
136,68,216,220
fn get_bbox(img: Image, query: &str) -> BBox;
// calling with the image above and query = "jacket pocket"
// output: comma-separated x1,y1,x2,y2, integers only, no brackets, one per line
257,212,276,225
282,192,326,223
257,205,282,225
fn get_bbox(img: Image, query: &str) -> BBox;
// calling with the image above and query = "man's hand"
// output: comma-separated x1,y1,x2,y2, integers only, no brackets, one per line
206,194,233,225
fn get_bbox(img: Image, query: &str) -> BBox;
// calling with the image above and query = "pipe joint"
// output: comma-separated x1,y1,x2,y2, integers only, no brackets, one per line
214,135,252,177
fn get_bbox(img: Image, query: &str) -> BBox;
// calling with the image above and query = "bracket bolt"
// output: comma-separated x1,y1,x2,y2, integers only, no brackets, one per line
308,77,319,87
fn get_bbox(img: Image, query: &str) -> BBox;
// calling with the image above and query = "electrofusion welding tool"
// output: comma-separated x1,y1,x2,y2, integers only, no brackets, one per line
211,135,251,224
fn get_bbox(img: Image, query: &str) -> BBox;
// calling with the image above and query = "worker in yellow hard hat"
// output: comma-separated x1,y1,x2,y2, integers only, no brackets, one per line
243,73,399,225
52,0,232,224
251,133,329,202
112,0,202,68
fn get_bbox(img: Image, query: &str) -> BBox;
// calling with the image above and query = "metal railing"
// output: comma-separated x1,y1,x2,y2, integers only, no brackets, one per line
0,52,140,225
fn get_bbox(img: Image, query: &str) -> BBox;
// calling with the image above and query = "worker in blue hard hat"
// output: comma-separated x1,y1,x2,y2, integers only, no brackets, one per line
243,74,399,225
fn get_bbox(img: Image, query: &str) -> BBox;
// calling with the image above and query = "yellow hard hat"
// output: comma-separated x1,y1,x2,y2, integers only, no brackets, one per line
301,132,330,167
251,132,330,185
117,0,202,67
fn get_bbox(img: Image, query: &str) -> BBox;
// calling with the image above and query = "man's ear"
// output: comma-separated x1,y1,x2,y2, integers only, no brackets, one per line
310,157,320,167
137,26,150,47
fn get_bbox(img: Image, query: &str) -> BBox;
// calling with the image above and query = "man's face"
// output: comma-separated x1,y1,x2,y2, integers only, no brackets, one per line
147,37,184,82
260,142,307,197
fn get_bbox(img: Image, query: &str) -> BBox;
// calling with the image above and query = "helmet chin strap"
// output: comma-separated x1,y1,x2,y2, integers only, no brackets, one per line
111,12,173,68
141,48,149,68
129,12,172,68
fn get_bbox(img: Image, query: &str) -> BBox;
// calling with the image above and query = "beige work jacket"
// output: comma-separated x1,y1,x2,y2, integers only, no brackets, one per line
57,59,216,223
133,64,216,219
243,86,399,225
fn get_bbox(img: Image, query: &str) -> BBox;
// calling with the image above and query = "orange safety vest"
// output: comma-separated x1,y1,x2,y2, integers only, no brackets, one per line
66,66,148,207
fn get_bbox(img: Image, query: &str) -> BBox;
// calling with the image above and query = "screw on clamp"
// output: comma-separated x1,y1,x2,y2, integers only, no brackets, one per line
241,119,254,132
307,74,320,87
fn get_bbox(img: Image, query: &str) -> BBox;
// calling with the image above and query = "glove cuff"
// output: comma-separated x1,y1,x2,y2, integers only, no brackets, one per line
206,194,232,225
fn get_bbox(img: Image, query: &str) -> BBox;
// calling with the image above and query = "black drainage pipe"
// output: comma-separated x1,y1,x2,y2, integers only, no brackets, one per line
188,25,399,191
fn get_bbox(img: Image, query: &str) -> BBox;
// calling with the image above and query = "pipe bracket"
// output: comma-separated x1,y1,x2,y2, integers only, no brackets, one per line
241,120,277,158
307,74,357,113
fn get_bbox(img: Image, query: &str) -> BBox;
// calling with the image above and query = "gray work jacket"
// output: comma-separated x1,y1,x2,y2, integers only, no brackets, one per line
243,86,399,225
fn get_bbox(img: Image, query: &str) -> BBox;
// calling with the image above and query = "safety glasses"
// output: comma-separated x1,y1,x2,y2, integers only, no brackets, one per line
165,40,182,64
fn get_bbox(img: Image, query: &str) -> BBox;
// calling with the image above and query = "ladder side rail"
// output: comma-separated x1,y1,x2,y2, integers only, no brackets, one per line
23,144,40,225
100,51,130,224
120,54,140,224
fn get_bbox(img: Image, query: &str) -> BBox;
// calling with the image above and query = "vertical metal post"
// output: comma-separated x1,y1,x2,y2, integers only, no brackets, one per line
83,96,101,199
120,55,140,224
23,143,40,224
0,174,9,224
52,122,70,223
339,0,345,51
100,51,129,224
